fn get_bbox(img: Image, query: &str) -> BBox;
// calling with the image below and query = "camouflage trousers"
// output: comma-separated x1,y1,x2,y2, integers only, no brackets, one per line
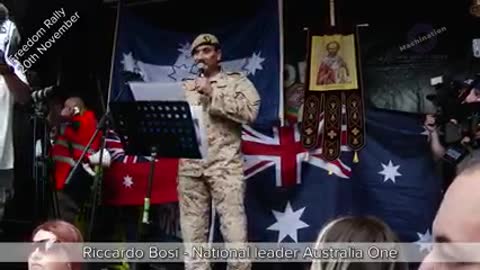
0,170,14,229
177,172,250,270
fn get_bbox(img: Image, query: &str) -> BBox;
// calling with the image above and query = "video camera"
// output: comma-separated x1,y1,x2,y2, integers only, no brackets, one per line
426,75,479,123
426,74,480,165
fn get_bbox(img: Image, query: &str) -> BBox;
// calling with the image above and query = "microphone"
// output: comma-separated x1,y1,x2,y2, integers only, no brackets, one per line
197,62,206,77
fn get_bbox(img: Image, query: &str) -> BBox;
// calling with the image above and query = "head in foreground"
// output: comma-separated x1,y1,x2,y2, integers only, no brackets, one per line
311,216,407,270
28,220,83,270
419,161,480,269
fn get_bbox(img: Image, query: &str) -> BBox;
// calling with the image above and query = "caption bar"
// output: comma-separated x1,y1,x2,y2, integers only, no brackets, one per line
2,242,478,263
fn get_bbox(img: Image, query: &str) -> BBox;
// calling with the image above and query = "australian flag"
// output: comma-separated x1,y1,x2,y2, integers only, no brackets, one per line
238,108,442,247
110,0,282,127
209,118,353,243
242,122,354,243
352,108,443,244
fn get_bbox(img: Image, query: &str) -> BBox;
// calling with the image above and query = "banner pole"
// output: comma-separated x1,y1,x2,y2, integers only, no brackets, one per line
330,0,336,27
85,0,123,242
105,0,123,110
278,0,285,126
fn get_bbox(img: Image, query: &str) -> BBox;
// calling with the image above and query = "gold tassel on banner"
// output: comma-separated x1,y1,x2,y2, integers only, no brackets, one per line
353,151,359,163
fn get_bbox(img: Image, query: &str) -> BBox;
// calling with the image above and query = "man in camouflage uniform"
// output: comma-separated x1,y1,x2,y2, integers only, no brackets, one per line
178,33,260,270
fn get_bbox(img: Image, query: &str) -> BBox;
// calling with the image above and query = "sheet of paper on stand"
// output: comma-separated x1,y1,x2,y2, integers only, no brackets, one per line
129,82,186,101
190,105,208,159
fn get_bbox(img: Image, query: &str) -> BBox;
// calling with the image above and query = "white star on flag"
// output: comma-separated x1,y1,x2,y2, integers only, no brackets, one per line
121,52,136,72
267,202,309,243
378,160,402,183
243,52,265,76
168,65,197,81
415,230,433,252
173,43,195,70
123,175,134,188
177,42,191,57
121,46,264,84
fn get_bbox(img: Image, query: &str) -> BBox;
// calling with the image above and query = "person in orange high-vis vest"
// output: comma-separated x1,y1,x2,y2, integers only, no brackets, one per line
50,97,110,223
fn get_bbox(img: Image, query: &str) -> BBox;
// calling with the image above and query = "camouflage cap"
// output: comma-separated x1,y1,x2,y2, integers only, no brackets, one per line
190,33,220,54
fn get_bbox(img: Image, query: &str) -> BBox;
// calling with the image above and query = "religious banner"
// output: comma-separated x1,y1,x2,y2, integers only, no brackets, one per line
301,4,366,162
308,34,358,91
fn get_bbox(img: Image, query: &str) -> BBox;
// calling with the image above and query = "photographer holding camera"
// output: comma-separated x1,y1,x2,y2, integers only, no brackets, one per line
454,81,480,173
426,75,480,182
424,114,480,171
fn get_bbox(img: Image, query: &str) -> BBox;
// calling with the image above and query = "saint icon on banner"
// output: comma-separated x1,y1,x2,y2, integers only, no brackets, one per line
309,35,358,91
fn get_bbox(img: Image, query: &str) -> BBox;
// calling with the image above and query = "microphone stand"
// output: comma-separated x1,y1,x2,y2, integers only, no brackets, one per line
86,111,111,242
31,101,60,220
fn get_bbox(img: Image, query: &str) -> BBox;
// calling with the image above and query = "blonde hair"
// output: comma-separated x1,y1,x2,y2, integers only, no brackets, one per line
310,216,408,270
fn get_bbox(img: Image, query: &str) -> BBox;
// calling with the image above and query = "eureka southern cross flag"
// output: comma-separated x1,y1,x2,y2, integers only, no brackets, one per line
110,0,282,127
102,0,283,205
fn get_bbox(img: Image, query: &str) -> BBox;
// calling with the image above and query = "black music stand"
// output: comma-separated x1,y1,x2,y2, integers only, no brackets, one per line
110,101,203,224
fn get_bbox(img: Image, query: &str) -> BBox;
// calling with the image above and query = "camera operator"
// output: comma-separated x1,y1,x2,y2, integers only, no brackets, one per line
426,75,480,182
0,3,30,234
423,114,458,192
50,96,110,223
424,112,480,171
452,83,480,174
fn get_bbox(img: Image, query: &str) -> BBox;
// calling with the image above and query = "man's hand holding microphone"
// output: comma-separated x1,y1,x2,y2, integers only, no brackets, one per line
193,62,213,96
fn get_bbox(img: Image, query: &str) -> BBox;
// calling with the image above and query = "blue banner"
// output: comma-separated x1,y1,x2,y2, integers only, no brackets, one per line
110,0,282,126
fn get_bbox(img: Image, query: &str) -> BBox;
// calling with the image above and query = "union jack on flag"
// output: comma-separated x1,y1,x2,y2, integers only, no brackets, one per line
105,129,152,163
241,119,352,188
225,116,358,243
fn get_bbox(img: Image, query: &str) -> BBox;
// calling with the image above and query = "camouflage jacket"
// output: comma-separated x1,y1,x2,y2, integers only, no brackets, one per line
179,71,261,177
